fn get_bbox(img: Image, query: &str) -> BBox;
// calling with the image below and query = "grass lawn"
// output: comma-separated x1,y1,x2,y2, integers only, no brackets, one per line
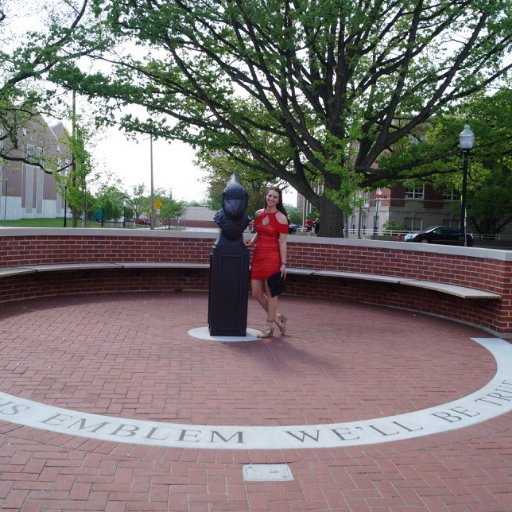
0,218,112,228
0,218,181,230
0,218,67,227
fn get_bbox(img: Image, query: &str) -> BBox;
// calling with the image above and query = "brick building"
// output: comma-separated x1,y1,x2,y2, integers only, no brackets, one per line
0,116,68,220
348,183,461,237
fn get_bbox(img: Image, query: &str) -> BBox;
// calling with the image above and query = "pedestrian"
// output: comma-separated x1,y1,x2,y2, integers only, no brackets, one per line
313,217,320,235
245,187,288,338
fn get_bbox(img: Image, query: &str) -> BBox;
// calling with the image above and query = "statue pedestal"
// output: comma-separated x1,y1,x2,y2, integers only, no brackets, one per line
208,238,249,336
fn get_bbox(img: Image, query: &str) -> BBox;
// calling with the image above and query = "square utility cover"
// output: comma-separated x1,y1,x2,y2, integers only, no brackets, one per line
243,464,294,481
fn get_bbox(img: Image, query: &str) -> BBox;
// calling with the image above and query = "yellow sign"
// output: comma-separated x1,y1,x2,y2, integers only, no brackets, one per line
153,199,162,209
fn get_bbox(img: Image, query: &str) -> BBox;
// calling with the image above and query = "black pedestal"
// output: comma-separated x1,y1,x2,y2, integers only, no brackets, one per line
208,238,250,336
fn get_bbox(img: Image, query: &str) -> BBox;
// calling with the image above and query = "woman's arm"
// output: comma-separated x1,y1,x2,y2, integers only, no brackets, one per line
245,233,258,246
245,209,263,246
278,233,288,275
276,211,288,270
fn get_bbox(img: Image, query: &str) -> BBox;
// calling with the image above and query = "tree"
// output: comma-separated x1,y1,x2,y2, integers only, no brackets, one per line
197,147,281,215
96,185,126,222
61,0,512,236
285,205,302,226
52,115,98,226
388,88,512,234
159,192,186,228
459,89,512,233
126,183,147,221
469,164,512,234
0,0,99,173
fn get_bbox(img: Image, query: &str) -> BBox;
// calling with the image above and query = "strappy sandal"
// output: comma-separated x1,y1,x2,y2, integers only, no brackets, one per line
275,313,287,335
257,321,274,338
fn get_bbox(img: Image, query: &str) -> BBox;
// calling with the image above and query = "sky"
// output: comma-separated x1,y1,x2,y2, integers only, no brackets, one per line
94,128,209,203
94,127,298,206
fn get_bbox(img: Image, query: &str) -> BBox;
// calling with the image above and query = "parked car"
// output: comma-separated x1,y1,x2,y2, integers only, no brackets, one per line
288,224,299,234
137,214,149,225
404,226,474,246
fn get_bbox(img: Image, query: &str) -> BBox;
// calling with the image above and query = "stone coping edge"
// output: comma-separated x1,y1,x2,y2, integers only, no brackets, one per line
0,227,510,261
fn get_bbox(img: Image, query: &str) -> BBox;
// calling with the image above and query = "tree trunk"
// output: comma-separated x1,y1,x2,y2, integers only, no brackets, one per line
317,195,344,238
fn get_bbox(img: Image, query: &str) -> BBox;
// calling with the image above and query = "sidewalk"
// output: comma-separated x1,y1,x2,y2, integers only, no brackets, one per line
0,292,511,511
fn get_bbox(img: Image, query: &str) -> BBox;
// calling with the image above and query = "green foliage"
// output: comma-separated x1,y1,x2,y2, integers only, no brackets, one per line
125,183,147,220
96,186,126,221
56,0,512,236
469,163,512,233
196,147,283,216
285,206,302,226
307,208,320,221
383,219,407,232
123,184,185,225
314,134,363,216
157,189,186,224
0,1,104,168
53,119,98,226
394,89,512,234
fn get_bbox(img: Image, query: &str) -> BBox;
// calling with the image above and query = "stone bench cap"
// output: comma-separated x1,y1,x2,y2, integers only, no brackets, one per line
0,263,501,300
287,268,501,300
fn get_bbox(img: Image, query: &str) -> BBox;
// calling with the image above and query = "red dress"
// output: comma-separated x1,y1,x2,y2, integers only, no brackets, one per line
250,211,288,280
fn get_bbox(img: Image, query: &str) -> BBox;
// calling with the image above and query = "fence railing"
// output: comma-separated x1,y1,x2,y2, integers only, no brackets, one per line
345,229,512,243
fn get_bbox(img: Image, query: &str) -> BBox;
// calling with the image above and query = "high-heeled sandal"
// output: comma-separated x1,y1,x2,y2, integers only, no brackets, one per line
275,313,287,335
257,321,274,338
257,326,274,338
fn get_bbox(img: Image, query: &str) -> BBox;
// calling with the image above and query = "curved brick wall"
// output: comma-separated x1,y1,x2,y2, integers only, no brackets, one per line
1,228,511,337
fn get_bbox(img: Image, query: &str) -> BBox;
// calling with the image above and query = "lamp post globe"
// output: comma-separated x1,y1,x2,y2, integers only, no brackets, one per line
459,124,474,247
459,124,475,150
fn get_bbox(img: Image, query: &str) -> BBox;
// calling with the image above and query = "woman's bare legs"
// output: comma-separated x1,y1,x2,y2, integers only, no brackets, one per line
251,279,268,312
251,279,280,337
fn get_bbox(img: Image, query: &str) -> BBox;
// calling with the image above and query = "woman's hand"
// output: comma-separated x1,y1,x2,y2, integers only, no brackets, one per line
245,238,256,247
280,263,287,278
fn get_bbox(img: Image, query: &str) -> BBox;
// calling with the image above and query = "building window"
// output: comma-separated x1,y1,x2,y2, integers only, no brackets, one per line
405,217,422,231
26,145,44,163
405,186,424,199
443,188,458,200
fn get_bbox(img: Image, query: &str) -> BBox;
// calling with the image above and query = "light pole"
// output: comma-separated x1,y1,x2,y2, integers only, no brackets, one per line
150,134,155,230
2,177,7,223
373,188,387,239
459,124,475,247
63,184,67,228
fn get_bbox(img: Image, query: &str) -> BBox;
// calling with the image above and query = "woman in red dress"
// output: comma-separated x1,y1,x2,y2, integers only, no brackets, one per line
245,187,289,338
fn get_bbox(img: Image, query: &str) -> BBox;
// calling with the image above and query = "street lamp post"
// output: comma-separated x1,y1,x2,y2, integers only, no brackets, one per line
373,189,380,239
373,188,387,239
459,124,475,247
63,184,67,228
150,134,155,230
2,177,7,223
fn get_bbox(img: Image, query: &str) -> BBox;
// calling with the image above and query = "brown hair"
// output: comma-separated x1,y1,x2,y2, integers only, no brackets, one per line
265,186,289,220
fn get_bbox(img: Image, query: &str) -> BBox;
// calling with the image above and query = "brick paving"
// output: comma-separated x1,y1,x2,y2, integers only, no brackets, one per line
0,292,511,511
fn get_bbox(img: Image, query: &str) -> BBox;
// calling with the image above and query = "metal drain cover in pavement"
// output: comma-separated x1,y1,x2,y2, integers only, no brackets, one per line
243,464,294,481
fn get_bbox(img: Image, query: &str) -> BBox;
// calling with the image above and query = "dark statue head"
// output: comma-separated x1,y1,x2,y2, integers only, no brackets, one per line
222,175,248,219
213,175,249,241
